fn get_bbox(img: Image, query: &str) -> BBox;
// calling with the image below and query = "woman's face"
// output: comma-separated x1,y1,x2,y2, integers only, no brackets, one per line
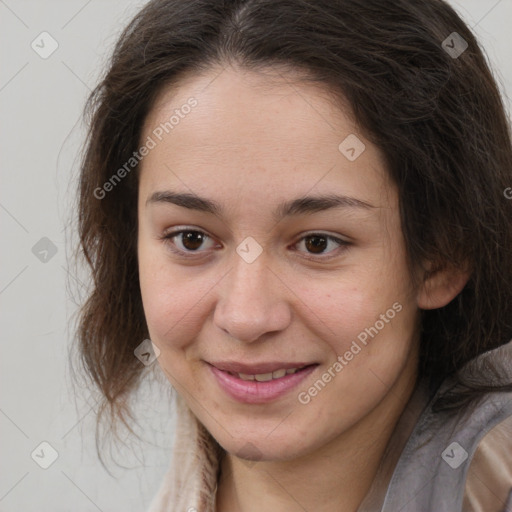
137,65,422,461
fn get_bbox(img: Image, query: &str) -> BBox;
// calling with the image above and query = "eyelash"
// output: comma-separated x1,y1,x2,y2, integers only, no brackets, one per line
159,228,350,261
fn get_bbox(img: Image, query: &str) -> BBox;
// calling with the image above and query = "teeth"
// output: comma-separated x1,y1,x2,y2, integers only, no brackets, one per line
235,367,303,381
238,373,255,381
255,372,273,382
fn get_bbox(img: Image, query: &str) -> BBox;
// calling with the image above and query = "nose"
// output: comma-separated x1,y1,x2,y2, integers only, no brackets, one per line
213,252,292,343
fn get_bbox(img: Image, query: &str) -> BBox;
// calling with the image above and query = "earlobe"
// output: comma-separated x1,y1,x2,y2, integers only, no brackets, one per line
416,261,471,310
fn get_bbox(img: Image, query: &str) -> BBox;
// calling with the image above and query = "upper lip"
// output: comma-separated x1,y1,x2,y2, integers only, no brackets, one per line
207,361,318,374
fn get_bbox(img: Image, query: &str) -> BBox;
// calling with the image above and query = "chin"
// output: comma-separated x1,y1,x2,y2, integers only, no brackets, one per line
216,432,311,464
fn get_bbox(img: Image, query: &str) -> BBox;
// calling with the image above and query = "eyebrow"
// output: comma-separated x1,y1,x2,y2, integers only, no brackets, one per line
146,190,375,222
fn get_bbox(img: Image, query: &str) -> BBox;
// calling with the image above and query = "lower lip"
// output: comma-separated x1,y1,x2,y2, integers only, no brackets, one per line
208,363,318,404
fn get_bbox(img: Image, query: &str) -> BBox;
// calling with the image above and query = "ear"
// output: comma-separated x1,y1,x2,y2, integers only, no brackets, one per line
416,260,471,310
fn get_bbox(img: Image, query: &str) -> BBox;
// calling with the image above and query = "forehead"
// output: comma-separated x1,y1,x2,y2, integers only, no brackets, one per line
138,64,394,211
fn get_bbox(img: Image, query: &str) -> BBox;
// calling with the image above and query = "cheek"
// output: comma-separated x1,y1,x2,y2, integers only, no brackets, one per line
138,242,194,349
138,240,220,356
295,280,417,430
292,260,418,403
295,267,408,349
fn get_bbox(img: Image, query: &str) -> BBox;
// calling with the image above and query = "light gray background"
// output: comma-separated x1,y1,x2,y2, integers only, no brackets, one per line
1,1,511,511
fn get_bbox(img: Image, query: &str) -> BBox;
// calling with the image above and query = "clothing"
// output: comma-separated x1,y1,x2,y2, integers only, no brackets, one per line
147,342,512,512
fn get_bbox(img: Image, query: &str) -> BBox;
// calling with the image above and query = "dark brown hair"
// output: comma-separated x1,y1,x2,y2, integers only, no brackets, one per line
74,0,512,447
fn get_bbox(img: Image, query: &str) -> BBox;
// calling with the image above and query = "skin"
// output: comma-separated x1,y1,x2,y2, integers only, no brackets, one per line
137,64,469,512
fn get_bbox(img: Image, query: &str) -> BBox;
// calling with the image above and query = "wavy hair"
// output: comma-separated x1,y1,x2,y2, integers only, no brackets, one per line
74,0,512,450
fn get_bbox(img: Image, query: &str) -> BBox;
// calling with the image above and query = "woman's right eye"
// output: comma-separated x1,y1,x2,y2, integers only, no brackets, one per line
160,228,217,256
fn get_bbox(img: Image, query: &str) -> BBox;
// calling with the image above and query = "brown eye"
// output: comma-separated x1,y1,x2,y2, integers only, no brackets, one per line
295,233,349,259
162,229,216,255
180,231,206,251
304,235,329,254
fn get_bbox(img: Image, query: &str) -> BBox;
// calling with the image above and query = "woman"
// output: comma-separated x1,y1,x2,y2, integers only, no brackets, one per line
75,0,512,510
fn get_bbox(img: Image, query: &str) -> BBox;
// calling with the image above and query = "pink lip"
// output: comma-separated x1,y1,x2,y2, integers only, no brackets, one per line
207,363,319,404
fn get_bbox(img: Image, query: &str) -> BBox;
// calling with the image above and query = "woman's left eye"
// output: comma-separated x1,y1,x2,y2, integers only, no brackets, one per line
160,228,349,259
293,233,350,260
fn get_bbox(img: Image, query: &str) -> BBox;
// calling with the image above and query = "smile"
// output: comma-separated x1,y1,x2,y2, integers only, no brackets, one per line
207,362,319,404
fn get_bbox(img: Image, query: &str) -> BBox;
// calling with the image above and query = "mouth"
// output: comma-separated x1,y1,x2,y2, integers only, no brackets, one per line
206,361,319,404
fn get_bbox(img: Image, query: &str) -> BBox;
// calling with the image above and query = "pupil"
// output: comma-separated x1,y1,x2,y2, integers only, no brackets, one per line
305,235,327,254
183,231,203,250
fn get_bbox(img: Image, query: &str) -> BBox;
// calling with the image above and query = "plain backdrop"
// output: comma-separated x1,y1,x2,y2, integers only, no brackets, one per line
1,1,511,510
